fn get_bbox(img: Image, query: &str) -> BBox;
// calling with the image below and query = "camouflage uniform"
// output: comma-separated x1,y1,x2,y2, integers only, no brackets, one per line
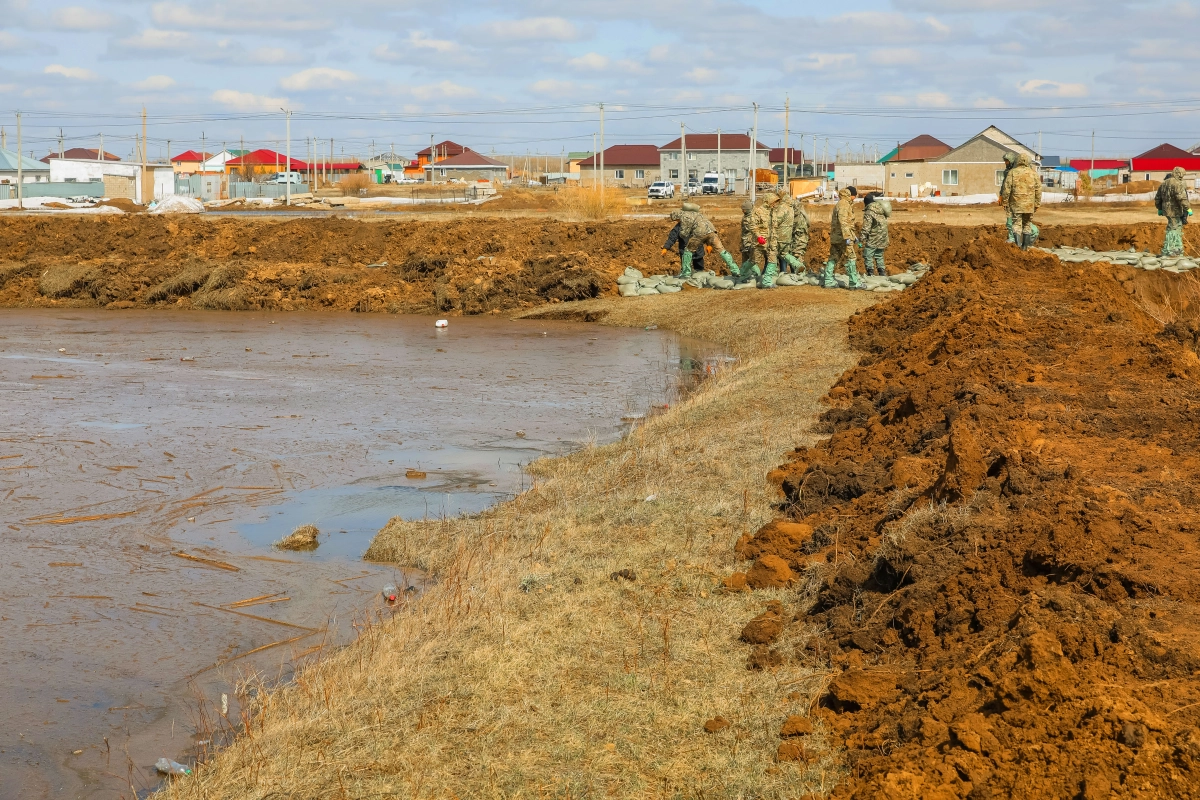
1000,152,1018,244
860,195,891,276
738,199,758,280
1000,153,1042,249
1155,166,1191,257
782,198,810,273
750,191,794,288
676,201,737,277
822,187,862,288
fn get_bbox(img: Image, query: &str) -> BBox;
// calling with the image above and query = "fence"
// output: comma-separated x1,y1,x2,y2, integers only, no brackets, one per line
229,182,310,199
0,181,105,200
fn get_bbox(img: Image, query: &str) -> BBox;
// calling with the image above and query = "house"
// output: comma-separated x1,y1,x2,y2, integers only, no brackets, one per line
223,149,310,180
1130,144,1200,182
880,134,952,164
884,126,1037,197
0,147,51,184
40,147,120,163
424,150,509,184
362,153,411,183
47,158,163,202
406,140,472,179
170,150,214,176
769,147,806,179
202,150,249,173
658,133,770,192
577,145,661,188
567,152,593,175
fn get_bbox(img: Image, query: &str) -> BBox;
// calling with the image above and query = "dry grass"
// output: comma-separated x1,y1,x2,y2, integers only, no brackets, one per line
339,173,372,197
38,263,99,298
276,524,320,551
558,185,627,221
162,287,879,799
146,264,212,302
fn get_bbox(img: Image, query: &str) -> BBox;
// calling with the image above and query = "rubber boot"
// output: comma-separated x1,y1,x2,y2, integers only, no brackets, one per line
1005,216,1016,245
846,259,862,289
781,253,802,273
677,249,694,279
761,263,779,289
1021,233,1035,251
720,250,739,277
820,260,835,288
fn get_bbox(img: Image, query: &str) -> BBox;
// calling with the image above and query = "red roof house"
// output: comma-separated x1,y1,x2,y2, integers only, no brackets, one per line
1068,159,1129,171
1130,143,1200,173
768,147,806,165
882,135,952,163
224,149,310,172
658,133,765,152
577,145,661,167
40,147,120,163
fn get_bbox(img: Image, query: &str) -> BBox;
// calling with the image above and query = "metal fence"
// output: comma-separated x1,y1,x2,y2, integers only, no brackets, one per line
229,182,310,199
0,181,105,200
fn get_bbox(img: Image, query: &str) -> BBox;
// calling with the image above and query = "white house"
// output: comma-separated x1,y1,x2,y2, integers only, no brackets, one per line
49,159,175,202
0,148,50,184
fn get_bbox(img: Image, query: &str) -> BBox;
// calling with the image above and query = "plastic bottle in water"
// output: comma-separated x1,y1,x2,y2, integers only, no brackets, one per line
382,585,399,604
155,757,191,776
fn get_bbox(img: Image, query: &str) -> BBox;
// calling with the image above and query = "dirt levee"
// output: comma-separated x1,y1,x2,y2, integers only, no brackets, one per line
1,216,1194,315
743,237,1200,797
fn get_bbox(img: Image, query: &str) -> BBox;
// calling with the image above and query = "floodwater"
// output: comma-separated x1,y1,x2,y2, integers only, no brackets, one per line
0,310,719,799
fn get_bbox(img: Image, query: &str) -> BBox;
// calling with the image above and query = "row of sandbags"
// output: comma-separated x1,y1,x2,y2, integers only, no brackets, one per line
1045,246,1200,272
615,263,929,296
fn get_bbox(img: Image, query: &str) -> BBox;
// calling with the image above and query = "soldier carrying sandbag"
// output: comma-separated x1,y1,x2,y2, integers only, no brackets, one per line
668,201,739,279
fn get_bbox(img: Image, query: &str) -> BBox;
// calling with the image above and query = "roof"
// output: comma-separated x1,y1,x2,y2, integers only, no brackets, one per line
768,147,805,164
1040,155,1061,168
884,134,952,163
40,147,120,163
578,145,661,167
659,134,766,151
0,147,50,171
1130,144,1200,171
224,149,309,169
425,150,507,169
568,151,593,160
935,126,1037,163
1135,143,1192,161
1068,159,1128,171
171,150,213,163
416,140,471,158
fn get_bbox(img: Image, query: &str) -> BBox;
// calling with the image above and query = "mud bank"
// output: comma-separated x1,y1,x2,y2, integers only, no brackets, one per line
0,217,1191,315
741,238,1200,797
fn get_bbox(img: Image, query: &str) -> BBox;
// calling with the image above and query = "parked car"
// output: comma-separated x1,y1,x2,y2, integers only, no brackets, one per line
647,181,675,199
682,180,702,196
701,173,731,194
268,171,304,185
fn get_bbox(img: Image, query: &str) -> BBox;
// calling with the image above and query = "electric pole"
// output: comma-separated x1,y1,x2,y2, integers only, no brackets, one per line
750,103,759,202
283,107,292,206
680,122,686,195
598,102,605,205
783,95,790,185
16,111,22,210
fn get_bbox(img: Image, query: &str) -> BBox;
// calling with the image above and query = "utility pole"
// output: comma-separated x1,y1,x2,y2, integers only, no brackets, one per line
99,133,104,162
598,102,605,205
592,132,597,188
59,129,64,159
750,102,759,202
680,122,686,194
717,128,721,190
1090,130,1095,175
283,107,291,206
783,95,790,184
16,111,22,210
141,106,148,204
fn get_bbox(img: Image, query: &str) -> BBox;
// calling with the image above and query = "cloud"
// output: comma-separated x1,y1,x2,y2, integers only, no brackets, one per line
480,16,580,41
114,28,195,52
407,30,459,53
150,1,328,32
1017,78,1087,97
248,47,309,65
132,75,176,91
51,6,118,31
973,96,1008,108
789,52,856,71
916,91,953,106
410,80,477,101
0,30,51,53
685,66,719,83
44,63,97,80
280,67,358,91
869,48,922,66
569,52,609,70
211,88,289,111
530,78,575,96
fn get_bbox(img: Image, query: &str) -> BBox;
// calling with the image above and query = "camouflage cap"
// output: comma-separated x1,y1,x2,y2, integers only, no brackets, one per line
741,200,754,214
1003,152,1018,166
1174,166,1186,178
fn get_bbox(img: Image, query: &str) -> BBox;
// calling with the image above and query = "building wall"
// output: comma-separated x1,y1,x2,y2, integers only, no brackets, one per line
659,149,770,191
49,159,140,182
103,175,136,200
887,161,1008,197
0,170,51,183
427,167,508,184
834,164,885,189
577,165,660,187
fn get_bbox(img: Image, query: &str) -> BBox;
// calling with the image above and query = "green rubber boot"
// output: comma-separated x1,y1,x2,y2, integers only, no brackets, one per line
677,249,694,279
1005,215,1016,245
720,250,738,277
781,253,802,273
820,260,835,288
761,263,779,289
846,259,862,289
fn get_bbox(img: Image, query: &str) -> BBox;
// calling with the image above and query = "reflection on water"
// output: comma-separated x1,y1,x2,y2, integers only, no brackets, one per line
0,310,721,799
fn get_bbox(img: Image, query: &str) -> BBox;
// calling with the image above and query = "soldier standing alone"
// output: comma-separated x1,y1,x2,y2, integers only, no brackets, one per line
1155,166,1191,257
1000,153,1042,250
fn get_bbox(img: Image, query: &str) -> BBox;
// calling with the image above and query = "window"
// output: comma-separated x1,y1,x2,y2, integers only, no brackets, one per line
669,169,679,179
614,169,625,179
439,169,446,176
891,172,896,178
996,170,1006,186
687,152,696,160
635,169,645,179
942,169,959,185
688,170,698,181
905,172,914,178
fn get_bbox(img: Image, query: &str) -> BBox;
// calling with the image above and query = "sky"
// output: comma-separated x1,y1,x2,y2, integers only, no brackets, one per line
3,0,1200,162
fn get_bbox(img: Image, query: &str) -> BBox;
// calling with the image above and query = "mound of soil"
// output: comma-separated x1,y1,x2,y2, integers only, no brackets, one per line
742,236,1200,797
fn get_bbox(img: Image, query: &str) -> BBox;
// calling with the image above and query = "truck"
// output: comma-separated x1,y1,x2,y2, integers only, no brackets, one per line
700,172,730,194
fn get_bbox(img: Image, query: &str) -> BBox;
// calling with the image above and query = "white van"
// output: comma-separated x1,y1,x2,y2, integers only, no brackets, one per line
269,172,304,185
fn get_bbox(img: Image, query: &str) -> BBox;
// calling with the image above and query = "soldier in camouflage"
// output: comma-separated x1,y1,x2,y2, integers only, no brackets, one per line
860,192,891,276
735,199,757,281
672,202,738,278
822,186,862,289
1155,166,1191,257
750,191,794,288
782,195,810,274
1000,153,1042,250
1000,152,1018,244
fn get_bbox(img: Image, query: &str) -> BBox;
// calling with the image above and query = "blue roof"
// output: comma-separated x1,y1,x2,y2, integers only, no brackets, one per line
0,148,49,172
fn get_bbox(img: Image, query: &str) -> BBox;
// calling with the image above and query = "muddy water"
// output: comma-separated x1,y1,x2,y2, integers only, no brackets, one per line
0,310,717,799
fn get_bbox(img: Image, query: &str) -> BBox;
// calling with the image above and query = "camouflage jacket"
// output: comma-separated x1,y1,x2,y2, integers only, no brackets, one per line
678,209,716,243
740,210,756,251
829,188,858,242
751,199,794,250
861,200,891,249
1156,169,1191,219
790,201,810,253
1000,154,1042,214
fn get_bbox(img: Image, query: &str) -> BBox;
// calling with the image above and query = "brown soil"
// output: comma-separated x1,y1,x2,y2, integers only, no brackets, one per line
1096,179,1159,196
737,236,1200,797
95,198,145,213
0,217,1194,316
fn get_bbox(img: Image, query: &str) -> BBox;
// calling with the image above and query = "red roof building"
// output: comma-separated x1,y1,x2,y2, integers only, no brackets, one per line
424,150,509,184
658,133,765,152
223,149,311,172
40,147,120,163
577,145,661,167
416,140,471,159
1068,159,1129,171
1130,143,1200,173
882,135,952,163
768,147,805,165
171,150,213,163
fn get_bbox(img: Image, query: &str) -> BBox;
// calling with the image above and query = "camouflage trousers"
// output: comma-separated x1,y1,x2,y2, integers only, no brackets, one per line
1162,216,1185,257
1011,212,1035,239
823,239,861,288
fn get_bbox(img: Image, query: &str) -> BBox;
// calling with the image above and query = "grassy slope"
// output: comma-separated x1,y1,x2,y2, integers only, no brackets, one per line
163,287,878,799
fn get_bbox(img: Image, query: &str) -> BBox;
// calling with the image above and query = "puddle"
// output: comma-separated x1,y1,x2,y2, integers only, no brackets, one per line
0,309,720,799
